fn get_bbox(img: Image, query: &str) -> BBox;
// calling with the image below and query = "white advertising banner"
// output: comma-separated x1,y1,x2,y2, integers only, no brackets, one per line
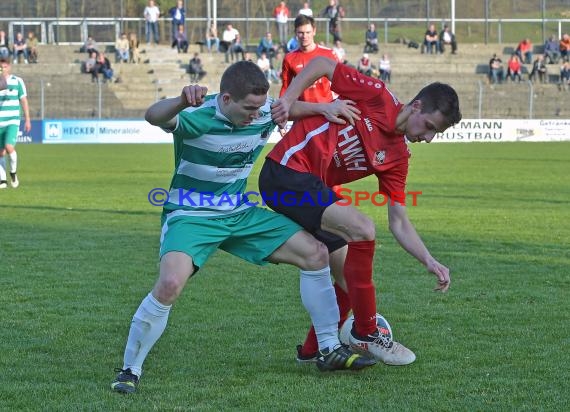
433,119,570,142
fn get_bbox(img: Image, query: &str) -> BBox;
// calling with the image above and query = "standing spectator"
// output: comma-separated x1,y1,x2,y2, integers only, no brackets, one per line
0,58,30,189
257,32,278,61
221,23,239,63
280,15,338,103
560,33,570,61
516,38,532,64
298,2,313,17
115,32,130,63
26,32,39,64
379,53,391,82
439,24,457,54
144,0,161,45
0,31,10,59
84,35,98,55
273,1,290,47
187,52,206,82
12,32,28,64
322,0,345,43
544,35,561,64
205,22,220,53
171,25,189,53
506,54,522,83
529,54,548,83
168,0,185,43
488,53,504,84
560,60,570,90
424,23,439,54
332,39,347,64
357,53,372,76
128,32,140,64
364,23,379,54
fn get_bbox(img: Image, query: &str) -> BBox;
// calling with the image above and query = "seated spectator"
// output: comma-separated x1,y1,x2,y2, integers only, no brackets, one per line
0,31,10,59
544,35,561,64
84,51,98,81
529,55,548,83
364,23,379,54
95,52,114,83
332,39,348,64
424,23,439,54
205,22,220,53
26,32,38,63
357,53,372,76
286,35,298,53
12,32,28,64
488,53,504,84
115,32,130,63
256,51,279,83
439,24,457,54
506,54,523,83
378,53,391,83
272,50,284,78
257,32,278,60
84,36,98,55
516,38,532,64
128,32,140,64
230,33,245,62
171,25,189,53
220,23,239,62
188,52,207,82
560,33,570,61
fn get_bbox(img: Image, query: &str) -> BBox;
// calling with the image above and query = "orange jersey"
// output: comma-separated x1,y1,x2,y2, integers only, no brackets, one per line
280,45,338,103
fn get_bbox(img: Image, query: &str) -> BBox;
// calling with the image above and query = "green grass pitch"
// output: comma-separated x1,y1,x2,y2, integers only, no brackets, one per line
0,142,568,410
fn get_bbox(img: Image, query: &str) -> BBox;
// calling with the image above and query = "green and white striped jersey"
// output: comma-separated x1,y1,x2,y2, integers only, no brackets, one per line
0,74,27,127
162,93,276,218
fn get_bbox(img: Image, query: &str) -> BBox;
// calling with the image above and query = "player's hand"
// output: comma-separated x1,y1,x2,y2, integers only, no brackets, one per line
182,85,207,107
322,99,361,125
271,98,291,129
427,258,450,292
24,120,31,133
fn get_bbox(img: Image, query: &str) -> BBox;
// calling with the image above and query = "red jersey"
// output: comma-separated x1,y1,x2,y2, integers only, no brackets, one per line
280,45,338,103
269,63,411,197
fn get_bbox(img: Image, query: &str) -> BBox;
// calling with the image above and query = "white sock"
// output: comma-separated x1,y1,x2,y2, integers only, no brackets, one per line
7,151,17,173
0,157,6,181
300,267,340,352
123,293,171,377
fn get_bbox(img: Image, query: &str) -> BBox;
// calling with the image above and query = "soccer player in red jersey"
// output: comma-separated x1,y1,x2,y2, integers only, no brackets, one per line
280,15,338,103
261,57,461,365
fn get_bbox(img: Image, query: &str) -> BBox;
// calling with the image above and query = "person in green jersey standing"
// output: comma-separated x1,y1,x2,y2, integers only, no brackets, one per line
0,58,30,188
111,60,373,394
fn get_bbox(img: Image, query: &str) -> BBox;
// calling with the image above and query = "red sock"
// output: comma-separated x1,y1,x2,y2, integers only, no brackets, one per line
300,283,353,356
344,240,377,336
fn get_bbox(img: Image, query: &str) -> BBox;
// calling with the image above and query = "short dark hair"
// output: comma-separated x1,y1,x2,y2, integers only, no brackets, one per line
220,61,269,101
412,82,462,127
0,58,9,64
294,14,315,29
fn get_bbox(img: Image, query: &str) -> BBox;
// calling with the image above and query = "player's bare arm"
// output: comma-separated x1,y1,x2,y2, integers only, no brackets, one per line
280,57,337,108
145,85,207,128
387,202,451,292
277,99,360,127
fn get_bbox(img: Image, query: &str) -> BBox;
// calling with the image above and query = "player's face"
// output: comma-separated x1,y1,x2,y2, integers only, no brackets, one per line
223,93,267,127
0,61,10,76
296,24,316,50
405,108,447,143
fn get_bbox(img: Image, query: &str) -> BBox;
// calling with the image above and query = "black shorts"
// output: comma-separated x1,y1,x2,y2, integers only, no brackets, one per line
259,158,347,253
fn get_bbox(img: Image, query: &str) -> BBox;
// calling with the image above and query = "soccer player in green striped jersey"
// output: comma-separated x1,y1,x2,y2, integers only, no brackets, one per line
0,58,30,188
111,61,373,394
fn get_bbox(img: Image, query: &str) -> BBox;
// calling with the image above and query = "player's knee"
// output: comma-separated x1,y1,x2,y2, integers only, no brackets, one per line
348,214,376,241
302,239,329,270
154,272,186,303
